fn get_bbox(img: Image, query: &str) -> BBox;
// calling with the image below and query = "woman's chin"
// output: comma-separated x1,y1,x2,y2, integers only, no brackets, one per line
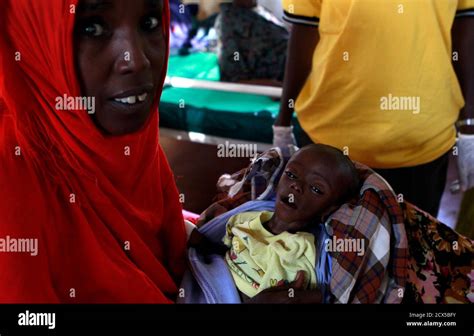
92,109,152,136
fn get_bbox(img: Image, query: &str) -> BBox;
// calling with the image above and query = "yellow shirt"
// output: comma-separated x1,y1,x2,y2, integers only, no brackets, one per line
223,211,317,298
282,0,474,168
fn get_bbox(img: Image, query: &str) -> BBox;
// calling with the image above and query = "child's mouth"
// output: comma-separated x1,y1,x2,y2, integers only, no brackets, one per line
281,195,297,210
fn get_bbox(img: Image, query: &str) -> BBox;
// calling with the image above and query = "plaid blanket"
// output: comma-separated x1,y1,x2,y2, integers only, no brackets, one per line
329,163,407,303
198,147,408,303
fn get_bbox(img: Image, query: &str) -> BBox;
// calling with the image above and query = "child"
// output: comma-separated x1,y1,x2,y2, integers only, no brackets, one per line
188,144,360,299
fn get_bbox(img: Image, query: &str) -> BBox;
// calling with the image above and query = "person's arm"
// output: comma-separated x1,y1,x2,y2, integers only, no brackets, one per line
247,270,323,303
452,16,474,134
274,25,320,126
249,288,323,304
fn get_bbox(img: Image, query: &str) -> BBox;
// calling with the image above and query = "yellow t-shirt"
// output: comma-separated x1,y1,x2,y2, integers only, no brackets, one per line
282,0,474,168
223,211,317,298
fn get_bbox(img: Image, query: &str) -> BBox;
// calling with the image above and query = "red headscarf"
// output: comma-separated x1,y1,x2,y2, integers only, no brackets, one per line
0,0,187,303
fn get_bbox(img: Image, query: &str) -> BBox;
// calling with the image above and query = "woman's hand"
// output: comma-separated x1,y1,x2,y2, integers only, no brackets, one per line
248,271,323,304
196,203,229,228
272,125,297,149
188,229,228,262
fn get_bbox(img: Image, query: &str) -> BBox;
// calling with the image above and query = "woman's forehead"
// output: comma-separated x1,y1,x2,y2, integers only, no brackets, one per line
78,0,162,12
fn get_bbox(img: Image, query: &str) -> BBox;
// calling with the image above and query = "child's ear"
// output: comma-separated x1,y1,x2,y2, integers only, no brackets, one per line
320,205,340,222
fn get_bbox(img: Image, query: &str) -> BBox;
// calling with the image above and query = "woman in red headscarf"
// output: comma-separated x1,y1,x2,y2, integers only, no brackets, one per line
0,0,187,303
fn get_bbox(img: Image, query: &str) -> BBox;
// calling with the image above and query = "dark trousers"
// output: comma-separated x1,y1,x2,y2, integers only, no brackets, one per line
297,131,449,217
375,153,449,217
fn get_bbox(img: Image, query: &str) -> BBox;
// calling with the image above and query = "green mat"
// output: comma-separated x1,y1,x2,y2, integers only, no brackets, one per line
160,52,301,143
167,52,220,81
161,87,280,114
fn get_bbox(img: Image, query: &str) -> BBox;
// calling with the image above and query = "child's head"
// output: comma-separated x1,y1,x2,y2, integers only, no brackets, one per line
274,144,360,232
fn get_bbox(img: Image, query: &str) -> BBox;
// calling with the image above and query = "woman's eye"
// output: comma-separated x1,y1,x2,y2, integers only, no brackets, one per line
311,186,324,195
285,171,297,180
142,16,160,32
76,20,106,37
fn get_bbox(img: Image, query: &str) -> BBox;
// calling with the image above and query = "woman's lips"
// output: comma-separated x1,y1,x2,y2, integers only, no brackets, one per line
107,98,152,116
113,92,148,105
110,84,153,100
107,87,154,115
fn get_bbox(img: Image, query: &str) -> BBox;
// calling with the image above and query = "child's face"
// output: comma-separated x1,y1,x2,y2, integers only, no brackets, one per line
74,0,166,135
274,147,349,231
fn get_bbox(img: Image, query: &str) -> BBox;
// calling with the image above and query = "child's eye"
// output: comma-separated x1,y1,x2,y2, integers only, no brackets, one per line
285,171,297,179
76,19,107,37
142,16,160,32
311,186,324,195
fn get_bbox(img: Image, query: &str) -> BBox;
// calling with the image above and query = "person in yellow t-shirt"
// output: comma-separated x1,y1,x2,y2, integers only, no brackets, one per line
188,144,360,301
273,0,474,217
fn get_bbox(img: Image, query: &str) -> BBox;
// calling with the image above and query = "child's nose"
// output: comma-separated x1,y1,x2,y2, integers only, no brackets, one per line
290,181,302,193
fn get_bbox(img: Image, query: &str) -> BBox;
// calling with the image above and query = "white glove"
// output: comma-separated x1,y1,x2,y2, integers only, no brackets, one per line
458,133,474,191
272,125,297,148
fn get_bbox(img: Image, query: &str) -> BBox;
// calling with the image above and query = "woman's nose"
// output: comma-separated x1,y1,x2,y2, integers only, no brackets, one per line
114,32,151,75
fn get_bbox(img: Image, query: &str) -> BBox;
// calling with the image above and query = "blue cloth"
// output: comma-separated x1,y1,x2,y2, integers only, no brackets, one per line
312,223,332,303
178,199,332,303
169,0,193,51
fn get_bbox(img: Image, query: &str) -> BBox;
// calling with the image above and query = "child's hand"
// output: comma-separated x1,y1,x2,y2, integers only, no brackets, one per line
247,271,322,304
188,229,228,261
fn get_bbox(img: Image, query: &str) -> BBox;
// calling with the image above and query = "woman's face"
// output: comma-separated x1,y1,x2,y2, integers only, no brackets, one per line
75,0,165,135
